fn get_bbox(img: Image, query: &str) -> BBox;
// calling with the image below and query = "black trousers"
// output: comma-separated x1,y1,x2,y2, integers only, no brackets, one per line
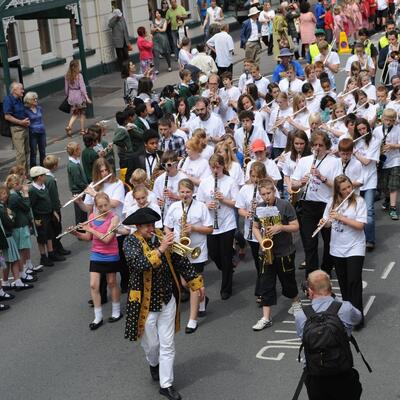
298,201,333,276
207,229,235,295
115,46,129,70
305,368,362,400
248,240,261,296
257,252,299,306
217,64,233,77
334,256,364,318
100,235,129,302
73,201,87,225
261,34,273,55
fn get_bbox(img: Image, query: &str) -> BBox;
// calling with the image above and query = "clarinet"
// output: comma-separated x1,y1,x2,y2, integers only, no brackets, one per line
161,173,169,221
247,182,258,240
213,173,219,229
300,150,318,201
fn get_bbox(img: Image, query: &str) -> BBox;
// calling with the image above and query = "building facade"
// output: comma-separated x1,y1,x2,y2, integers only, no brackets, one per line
1,0,199,97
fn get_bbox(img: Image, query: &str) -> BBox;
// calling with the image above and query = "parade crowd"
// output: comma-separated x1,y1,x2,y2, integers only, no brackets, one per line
2,1,400,399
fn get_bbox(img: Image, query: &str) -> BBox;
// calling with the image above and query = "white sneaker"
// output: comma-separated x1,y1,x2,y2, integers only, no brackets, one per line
252,317,272,331
288,301,302,315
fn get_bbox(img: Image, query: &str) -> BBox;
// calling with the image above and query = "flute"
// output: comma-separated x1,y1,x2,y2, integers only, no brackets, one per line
56,211,109,239
270,106,307,131
62,173,112,208
311,189,356,238
100,222,123,240
323,37,336,66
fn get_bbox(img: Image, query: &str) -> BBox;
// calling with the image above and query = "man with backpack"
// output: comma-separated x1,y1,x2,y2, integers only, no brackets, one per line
294,270,364,400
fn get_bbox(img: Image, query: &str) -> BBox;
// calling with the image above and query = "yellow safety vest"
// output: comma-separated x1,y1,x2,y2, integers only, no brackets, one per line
364,40,372,56
379,36,389,49
310,43,320,63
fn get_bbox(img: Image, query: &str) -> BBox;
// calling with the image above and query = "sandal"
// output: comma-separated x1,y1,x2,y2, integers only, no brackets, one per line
65,126,72,137
0,292,15,301
0,303,10,311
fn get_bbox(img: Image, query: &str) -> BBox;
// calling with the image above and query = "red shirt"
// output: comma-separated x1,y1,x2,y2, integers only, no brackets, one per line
324,10,334,30
369,0,377,15
137,36,153,61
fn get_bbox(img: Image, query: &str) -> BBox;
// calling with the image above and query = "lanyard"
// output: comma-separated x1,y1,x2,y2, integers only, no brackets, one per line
181,200,193,215
146,153,157,173
342,159,350,174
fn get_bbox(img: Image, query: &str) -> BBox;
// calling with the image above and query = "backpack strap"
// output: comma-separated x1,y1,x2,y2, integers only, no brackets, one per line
349,335,373,373
325,300,342,315
302,304,316,319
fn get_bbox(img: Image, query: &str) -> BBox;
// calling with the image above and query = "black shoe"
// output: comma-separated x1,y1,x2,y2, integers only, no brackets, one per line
221,292,231,300
0,292,15,301
159,386,181,400
49,253,66,262
2,285,14,292
89,320,103,330
57,247,71,256
40,256,54,267
0,304,10,312
13,282,34,291
108,314,123,323
298,261,306,270
366,242,375,252
149,364,159,381
185,325,198,334
21,275,38,283
198,296,209,318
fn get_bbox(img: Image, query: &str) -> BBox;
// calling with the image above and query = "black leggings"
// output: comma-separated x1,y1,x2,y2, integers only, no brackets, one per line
207,229,235,295
334,255,364,319
248,240,261,296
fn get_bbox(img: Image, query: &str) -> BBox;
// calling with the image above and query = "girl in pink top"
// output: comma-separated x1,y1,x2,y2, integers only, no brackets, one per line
137,26,154,75
333,5,345,45
72,192,123,331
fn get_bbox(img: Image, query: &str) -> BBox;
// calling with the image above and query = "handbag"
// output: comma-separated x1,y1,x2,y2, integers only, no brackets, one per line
58,97,71,114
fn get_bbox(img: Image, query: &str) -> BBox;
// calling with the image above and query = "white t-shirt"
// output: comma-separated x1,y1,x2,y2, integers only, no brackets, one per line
189,113,225,140
345,54,375,72
123,190,158,218
292,154,342,203
314,52,340,88
178,48,192,68
228,161,245,187
268,106,294,148
245,158,282,182
124,202,163,230
206,6,223,24
323,196,367,257
374,124,400,169
281,151,300,178
84,180,125,219
355,104,376,123
234,125,271,154
354,133,381,191
238,72,253,94
364,84,377,102
164,199,213,263
307,95,323,114
235,183,264,242
259,9,275,36
179,156,212,190
278,78,304,94
293,110,311,130
153,171,187,221
218,85,241,122
206,31,234,68
200,145,214,160
197,174,239,234
377,0,388,10
341,156,364,189
253,76,270,97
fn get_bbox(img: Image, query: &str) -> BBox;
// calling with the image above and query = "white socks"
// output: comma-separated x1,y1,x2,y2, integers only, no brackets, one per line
112,302,121,318
199,298,206,312
93,307,103,324
187,319,197,329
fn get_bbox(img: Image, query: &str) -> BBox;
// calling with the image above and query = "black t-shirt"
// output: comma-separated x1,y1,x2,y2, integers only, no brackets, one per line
256,198,297,257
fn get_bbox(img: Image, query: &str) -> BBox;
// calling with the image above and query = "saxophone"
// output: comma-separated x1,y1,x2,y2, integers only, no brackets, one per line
180,201,191,247
258,216,274,266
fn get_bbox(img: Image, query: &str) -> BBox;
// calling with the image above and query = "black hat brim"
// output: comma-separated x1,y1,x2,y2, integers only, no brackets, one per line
122,207,161,226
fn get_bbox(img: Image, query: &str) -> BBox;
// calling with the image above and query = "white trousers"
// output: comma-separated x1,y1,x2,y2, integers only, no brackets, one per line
141,296,176,388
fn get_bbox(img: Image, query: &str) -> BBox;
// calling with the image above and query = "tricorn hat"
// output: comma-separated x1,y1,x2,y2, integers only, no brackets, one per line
122,207,161,226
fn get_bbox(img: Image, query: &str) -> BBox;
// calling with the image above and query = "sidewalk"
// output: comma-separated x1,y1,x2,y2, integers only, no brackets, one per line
0,16,270,167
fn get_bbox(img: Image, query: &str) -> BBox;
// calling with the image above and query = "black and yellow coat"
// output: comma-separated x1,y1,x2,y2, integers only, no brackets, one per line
123,229,204,342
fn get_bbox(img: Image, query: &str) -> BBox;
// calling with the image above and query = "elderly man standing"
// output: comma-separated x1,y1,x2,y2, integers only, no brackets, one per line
3,82,30,172
207,23,235,75
240,7,262,65
272,48,305,83
108,8,130,70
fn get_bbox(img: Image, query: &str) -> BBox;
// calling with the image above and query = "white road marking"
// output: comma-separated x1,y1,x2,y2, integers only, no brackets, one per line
274,330,297,334
363,295,376,316
282,320,295,324
381,262,395,280
363,268,375,272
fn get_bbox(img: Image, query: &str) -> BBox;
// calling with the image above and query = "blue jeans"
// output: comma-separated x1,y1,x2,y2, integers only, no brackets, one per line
360,189,375,244
29,132,46,167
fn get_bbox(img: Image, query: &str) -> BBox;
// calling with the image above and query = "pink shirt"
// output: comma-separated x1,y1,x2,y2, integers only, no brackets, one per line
137,36,154,61
90,212,119,256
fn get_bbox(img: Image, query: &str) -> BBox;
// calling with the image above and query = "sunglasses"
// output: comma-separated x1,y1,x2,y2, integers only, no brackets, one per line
162,162,176,168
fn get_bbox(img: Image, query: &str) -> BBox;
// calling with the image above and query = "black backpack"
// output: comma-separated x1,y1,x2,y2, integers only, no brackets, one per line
299,302,371,376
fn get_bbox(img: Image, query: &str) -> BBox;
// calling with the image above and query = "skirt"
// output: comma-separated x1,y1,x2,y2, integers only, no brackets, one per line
4,236,20,263
12,226,32,250
89,260,120,274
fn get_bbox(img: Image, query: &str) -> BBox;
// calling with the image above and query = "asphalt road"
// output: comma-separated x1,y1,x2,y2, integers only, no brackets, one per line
1,35,400,400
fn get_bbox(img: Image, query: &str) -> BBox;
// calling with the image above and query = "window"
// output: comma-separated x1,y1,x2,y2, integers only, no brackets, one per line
37,19,52,55
7,23,19,60
69,18,79,49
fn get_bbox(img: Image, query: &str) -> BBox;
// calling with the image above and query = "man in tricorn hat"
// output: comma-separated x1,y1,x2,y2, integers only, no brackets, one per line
122,207,204,400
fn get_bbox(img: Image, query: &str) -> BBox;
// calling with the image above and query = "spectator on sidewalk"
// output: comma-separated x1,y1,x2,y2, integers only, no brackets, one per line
64,60,92,137
23,91,46,168
202,0,224,40
108,8,130,70
166,0,188,58
137,27,154,75
207,23,235,75
240,7,262,66
151,9,172,73
178,37,193,69
3,82,30,173
259,2,275,56
189,43,218,77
